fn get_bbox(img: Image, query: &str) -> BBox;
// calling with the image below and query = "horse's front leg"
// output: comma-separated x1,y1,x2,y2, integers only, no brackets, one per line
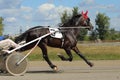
72,47,93,67
39,43,58,71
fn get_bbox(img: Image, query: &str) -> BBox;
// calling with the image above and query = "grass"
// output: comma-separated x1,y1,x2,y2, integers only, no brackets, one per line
23,43,120,61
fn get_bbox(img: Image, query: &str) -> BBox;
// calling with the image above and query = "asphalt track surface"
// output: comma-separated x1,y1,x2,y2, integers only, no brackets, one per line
0,60,120,80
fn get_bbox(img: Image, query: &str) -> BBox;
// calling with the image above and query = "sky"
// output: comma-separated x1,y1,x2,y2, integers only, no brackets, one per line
0,0,120,35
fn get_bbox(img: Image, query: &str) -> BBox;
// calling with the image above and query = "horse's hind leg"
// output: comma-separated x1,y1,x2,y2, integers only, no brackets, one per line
72,47,93,67
38,43,58,71
58,48,73,61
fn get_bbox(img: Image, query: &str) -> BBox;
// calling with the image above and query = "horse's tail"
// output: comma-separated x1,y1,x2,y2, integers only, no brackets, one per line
15,30,28,44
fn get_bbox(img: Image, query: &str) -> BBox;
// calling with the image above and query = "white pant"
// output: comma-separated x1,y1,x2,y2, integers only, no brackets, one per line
0,39,18,49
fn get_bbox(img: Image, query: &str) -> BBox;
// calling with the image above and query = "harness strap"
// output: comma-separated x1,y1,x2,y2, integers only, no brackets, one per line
61,38,64,48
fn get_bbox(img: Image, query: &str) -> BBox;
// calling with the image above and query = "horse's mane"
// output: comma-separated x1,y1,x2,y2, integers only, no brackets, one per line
59,14,82,27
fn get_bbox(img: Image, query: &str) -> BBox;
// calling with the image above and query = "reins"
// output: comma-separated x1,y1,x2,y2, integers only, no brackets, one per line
58,26,90,29
30,26,91,30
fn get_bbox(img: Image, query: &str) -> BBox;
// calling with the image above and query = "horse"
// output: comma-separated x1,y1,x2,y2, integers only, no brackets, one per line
15,11,94,71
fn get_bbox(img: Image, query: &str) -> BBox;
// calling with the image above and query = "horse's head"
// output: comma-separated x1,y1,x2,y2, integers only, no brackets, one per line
74,11,93,30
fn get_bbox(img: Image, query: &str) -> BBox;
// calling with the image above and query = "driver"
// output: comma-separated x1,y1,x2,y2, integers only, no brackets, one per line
0,39,19,50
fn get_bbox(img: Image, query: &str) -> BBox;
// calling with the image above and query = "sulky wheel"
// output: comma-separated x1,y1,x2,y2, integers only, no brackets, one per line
5,52,28,76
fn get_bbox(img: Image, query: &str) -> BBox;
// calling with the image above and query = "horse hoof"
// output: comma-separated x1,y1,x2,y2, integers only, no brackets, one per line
89,62,94,67
53,66,58,72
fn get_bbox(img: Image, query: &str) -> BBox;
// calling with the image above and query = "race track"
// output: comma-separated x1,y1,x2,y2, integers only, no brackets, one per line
0,60,120,80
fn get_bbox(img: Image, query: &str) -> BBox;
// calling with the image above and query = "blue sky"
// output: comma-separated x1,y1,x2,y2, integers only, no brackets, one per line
0,0,120,35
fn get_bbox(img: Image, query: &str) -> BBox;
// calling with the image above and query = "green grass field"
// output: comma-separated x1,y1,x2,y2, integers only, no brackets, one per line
23,43,120,61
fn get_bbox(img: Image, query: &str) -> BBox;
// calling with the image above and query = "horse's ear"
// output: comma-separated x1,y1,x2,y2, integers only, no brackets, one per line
81,10,88,19
85,10,88,16
85,10,88,19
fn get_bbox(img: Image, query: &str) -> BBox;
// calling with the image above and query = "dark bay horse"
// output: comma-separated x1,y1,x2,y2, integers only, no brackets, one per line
15,11,94,70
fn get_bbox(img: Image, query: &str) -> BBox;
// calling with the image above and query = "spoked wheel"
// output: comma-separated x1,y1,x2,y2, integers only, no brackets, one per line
5,52,28,76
